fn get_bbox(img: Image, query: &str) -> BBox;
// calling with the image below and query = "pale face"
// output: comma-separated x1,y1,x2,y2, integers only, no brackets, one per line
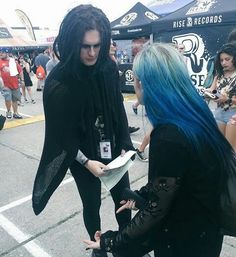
0,52,8,59
220,53,235,72
109,43,116,56
134,76,143,105
80,30,101,66
178,44,185,54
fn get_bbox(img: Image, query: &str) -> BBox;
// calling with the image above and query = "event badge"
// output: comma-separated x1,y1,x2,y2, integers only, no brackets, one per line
100,141,112,159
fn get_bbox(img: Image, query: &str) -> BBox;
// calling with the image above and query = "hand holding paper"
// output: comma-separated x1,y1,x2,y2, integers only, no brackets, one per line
99,150,136,191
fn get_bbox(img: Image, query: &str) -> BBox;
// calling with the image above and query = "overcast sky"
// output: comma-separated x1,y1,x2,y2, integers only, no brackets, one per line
1,0,154,29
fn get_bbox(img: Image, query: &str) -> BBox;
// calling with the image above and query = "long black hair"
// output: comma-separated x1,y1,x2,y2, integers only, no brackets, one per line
215,42,236,78
53,4,111,80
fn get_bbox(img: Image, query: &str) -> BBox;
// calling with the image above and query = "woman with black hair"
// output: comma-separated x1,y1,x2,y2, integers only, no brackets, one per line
208,42,236,151
32,5,133,257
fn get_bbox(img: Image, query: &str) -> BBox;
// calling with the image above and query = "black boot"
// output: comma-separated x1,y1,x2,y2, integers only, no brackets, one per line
91,249,108,257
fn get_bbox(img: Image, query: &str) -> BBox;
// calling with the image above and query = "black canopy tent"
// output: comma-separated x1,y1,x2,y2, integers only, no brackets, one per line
111,2,159,40
151,0,236,87
148,0,194,16
111,2,159,92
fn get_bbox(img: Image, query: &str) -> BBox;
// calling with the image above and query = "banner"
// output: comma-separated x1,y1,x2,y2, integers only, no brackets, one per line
15,9,36,41
154,25,236,87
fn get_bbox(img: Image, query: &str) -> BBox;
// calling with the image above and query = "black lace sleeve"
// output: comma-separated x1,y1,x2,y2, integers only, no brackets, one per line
100,125,190,253
100,176,181,252
134,183,151,200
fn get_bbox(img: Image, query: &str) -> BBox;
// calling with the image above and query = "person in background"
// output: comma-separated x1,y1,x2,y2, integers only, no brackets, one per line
32,5,134,257
177,43,188,65
46,50,59,76
23,53,32,66
131,99,150,161
132,100,140,115
207,43,236,151
109,41,117,63
203,29,236,90
84,43,235,257
0,48,23,119
227,28,236,43
18,55,35,104
34,49,50,91
30,51,38,74
135,128,151,162
109,40,140,135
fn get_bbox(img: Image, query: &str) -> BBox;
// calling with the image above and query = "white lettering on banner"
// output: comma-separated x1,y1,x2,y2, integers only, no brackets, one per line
112,30,120,35
127,28,142,33
173,15,223,28
173,20,186,28
172,33,208,87
193,15,222,25
186,0,217,15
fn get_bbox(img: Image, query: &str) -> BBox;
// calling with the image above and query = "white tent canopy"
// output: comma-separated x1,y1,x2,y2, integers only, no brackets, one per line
0,18,37,49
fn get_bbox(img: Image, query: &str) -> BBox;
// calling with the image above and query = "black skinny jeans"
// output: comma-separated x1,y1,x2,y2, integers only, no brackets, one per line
70,160,131,240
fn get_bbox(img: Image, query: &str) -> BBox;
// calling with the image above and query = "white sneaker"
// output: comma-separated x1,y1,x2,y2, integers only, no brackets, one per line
6,111,12,119
136,149,148,162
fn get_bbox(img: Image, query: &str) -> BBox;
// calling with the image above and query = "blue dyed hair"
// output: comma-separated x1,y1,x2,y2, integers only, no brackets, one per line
133,43,235,180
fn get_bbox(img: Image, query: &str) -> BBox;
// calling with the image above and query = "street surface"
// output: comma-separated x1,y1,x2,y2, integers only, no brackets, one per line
0,75,236,257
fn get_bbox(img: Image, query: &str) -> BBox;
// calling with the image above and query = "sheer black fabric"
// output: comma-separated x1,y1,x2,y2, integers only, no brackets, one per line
32,59,133,215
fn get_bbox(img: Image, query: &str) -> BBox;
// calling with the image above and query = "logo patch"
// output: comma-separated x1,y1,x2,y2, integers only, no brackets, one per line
120,13,137,26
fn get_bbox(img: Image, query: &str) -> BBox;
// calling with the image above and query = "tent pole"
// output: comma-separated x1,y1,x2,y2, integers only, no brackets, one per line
150,33,153,44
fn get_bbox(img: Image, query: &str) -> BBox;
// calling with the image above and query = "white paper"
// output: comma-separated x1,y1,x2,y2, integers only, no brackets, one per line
9,58,18,76
99,150,136,191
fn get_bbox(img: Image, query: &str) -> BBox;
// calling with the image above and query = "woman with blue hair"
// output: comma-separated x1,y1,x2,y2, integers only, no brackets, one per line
84,43,236,257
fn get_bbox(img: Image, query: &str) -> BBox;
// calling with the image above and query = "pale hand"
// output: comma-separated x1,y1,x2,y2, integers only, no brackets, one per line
83,231,101,250
84,160,107,177
215,94,227,103
120,149,126,157
116,199,137,214
229,114,236,125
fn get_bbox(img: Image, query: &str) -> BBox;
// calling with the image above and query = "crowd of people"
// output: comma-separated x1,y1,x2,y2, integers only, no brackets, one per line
0,47,59,120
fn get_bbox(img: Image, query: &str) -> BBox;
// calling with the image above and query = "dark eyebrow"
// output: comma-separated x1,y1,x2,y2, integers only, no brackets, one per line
81,43,101,49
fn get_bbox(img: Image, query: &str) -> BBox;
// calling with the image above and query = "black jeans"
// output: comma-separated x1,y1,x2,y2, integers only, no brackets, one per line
70,161,131,240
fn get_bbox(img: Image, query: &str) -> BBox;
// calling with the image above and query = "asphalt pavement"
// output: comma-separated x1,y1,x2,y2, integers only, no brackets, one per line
0,76,236,257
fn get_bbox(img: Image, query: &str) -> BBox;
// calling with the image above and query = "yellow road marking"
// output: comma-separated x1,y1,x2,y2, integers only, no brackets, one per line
2,94,135,130
3,114,45,129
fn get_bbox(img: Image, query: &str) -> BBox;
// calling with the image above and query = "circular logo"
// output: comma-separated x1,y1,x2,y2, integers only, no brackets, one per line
120,13,137,26
145,11,159,21
125,70,134,82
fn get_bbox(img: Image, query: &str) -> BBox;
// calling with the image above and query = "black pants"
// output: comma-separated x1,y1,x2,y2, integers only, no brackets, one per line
70,161,131,240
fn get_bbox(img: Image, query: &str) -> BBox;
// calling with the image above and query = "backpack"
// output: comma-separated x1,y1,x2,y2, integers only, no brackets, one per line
0,115,6,130
36,65,46,80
